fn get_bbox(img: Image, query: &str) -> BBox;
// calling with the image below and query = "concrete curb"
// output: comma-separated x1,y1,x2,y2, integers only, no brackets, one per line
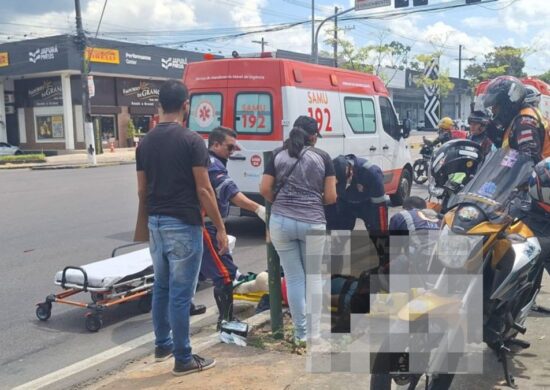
30,161,135,170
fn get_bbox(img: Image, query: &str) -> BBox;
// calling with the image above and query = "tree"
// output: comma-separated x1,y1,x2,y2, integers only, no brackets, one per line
413,52,455,97
322,30,410,86
464,46,527,86
536,70,550,84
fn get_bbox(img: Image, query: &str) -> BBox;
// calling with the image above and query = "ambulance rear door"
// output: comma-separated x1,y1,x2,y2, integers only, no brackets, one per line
340,94,382,167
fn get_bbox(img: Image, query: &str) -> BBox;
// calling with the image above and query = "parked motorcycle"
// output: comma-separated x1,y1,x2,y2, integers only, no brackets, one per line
413,137,434,184
370,148,541,389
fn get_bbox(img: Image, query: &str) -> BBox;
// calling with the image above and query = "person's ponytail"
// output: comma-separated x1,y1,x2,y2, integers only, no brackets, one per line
284,127,310,158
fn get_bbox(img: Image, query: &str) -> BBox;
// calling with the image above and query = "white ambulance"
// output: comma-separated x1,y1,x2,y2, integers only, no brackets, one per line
182,56,413,213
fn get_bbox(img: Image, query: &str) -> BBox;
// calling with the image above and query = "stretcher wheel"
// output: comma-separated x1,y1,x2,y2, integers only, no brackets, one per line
85,314,103,332
138,294,152,313
36,303,52,321
91,292,105,303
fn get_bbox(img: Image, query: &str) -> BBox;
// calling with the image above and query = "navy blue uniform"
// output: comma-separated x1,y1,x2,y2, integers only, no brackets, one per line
200,152,239,287
326,155,388,233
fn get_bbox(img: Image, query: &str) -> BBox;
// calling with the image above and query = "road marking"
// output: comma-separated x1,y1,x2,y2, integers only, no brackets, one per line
13,306,218,390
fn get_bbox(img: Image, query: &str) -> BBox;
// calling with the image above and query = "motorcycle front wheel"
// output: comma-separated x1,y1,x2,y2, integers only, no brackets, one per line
413,159,429,184
370,372,454,390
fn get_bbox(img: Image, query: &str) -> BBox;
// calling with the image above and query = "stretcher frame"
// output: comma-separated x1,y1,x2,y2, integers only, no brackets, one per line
35,242,153,332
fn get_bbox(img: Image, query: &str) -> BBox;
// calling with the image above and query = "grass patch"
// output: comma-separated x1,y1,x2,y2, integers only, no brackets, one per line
247,312,306,355
0,153,46,164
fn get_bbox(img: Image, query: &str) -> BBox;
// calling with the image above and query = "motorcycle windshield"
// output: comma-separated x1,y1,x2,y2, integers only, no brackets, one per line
448,148,534,219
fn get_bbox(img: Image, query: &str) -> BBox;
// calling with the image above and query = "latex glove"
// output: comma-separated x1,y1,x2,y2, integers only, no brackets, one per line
255,205,266,223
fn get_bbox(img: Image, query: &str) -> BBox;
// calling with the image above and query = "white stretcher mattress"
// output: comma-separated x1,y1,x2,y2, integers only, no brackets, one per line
54,236,236,290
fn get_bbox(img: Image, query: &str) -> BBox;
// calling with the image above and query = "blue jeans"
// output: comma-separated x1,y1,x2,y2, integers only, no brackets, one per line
148,215,203,363
269,213,326,341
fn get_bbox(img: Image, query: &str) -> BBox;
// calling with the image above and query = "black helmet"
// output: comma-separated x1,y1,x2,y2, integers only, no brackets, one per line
467,110,490,126
482,76,526,127
430,139,484,187
333,155,352,194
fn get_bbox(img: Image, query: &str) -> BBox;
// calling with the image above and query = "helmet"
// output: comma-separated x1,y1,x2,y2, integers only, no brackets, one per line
430,139,484,187
528,157,550,213
525,86,542,107
482,76,527,126
467,110,490,126
333,155,353,194
438,117,454,131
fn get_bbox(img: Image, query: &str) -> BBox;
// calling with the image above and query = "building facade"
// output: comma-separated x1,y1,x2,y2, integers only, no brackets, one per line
0,35,220,151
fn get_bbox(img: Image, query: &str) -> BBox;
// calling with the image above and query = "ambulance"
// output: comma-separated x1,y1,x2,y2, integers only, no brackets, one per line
182,56,413,213
474,77,550,119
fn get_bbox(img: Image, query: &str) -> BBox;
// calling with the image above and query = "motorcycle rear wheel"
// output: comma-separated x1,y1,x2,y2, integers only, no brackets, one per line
413,159,429,184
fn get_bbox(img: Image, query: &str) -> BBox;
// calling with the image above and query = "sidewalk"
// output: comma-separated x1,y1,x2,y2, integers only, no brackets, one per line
0,148,136,170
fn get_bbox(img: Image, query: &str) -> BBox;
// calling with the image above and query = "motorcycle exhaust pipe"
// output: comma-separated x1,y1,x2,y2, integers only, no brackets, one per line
512,322,527,335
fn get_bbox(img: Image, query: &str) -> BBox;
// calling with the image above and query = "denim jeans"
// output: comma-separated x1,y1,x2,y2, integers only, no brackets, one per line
148,215,203,363
269,213,326,341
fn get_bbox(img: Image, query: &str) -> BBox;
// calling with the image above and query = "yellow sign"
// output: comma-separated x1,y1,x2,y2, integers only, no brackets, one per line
85,47,120,64
0,52,8,67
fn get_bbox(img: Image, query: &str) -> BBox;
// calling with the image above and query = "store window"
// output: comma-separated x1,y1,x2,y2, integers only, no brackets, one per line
189,93,222,133
234,93,272,134
344,97,376,133
36,114,64,140
133,115,152,134
92,115,117,141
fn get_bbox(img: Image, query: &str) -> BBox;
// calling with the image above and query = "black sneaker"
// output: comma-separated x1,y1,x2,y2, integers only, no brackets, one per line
172,354,216,376
190,303,206,316
155,346,173,362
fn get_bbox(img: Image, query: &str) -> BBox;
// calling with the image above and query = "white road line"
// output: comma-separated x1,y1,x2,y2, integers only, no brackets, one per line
13,307,218,390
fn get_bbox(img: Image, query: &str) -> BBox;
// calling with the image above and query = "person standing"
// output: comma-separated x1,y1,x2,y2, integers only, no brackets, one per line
136,79,227,376
260,115,337,345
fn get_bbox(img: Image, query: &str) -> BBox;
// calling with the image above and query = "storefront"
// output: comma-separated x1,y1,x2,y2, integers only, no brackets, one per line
0,35,220,151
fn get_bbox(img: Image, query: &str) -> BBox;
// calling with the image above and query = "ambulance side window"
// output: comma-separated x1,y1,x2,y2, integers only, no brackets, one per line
234,93,273,134
379,97,400,140
188,93,223,133
344,97,376,134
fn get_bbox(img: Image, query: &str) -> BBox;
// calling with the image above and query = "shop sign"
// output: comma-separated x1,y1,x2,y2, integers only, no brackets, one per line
125,52,152,65
85,47,120,64
118,79,160,107
0,52,8,67
161,57,187,70
27,78,63,107
29,45,58,63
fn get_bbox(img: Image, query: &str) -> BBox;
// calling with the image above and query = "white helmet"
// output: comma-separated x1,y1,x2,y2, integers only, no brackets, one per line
525,86,542,107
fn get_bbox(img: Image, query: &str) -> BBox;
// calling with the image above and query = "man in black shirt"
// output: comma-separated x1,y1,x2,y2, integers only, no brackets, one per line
136,80,226,376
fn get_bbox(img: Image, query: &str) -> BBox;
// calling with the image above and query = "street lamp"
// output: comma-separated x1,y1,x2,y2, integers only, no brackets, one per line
312,7,355,64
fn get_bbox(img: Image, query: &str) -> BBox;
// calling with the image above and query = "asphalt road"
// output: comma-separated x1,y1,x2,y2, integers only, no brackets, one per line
0,160,430,389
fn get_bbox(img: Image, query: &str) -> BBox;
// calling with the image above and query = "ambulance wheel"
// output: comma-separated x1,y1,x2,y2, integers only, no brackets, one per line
85,314,103,332
390,169,412,206
138,294,152,313
36,302,52,321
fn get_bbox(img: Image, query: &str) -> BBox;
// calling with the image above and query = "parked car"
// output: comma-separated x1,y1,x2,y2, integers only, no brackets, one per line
0,142,23,156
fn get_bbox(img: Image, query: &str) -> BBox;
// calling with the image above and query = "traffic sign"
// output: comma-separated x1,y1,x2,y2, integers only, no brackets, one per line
355,0,391,11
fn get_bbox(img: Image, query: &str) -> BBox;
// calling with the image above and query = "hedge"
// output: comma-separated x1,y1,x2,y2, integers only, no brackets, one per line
0,153,46,164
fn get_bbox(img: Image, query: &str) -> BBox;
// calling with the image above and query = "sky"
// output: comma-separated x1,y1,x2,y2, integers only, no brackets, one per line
0,0,547,78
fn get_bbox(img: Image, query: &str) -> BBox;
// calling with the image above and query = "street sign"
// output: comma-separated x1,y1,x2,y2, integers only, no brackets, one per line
355,0,391,11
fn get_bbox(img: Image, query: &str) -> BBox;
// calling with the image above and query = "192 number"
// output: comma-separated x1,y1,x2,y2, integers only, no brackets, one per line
307,107,332,132
242,114,265,129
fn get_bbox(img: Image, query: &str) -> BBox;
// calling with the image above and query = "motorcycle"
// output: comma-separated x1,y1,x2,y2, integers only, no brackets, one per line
370,148,541,390
413,137,434,184
427,139,485,214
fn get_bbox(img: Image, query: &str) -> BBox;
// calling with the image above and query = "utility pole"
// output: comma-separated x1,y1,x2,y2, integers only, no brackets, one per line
311,0,315,60
458,44,462,120
74,0,96,165
252,37,268,53
333,6,338,68
313,7,355,64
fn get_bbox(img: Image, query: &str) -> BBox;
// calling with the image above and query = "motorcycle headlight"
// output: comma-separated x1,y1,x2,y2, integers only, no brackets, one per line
437,226,481,269
457,206,480,222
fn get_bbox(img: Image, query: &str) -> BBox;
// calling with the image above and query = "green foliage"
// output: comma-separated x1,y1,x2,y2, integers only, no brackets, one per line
536,70,550,84
413,53,455,97
464,46,527,87
127,118,136,139
0,153,46,164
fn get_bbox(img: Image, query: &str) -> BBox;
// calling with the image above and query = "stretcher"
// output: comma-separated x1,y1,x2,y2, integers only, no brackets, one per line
36,236,238,332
